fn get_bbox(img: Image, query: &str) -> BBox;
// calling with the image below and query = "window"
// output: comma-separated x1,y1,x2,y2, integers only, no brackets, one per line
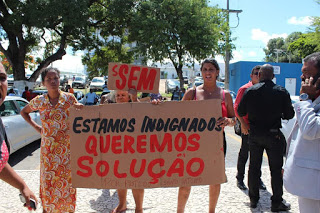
0,100,18,116
16,100,28,111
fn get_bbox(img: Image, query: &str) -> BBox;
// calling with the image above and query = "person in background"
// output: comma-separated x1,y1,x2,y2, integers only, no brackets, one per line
233,65,266,191
110,89,144,213
66,84,74,94
85,88,98,105
22,86,31,101
238,64,294,211
171,86,181,101
0,63,37,211
284,52,320,213
180,87,186,100
177,58,236,213
21,67,83,213
8,88,15,96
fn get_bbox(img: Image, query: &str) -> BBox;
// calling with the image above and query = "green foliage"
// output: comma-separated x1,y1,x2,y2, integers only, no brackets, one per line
288,33,318,59
263,32,304,63
82,38,134,79
127,0,226,87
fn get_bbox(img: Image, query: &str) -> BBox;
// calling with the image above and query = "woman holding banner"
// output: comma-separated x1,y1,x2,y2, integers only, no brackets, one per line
106,89,144,213
21,67,83,213
177,58,236,213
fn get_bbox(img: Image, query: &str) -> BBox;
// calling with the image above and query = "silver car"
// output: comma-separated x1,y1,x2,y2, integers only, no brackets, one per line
0,96,41,154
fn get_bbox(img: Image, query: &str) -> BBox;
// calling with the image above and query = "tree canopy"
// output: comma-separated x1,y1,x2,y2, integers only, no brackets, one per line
127,0,226,87
0,0,95,81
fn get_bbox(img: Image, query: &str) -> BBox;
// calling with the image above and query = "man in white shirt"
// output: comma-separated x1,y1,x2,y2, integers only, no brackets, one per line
284,52,320,213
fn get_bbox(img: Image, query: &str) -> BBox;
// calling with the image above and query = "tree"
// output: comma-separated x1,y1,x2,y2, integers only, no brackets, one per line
82,39,134,80
263,32,304,63
0,0,96,83
288,33,318,59
74,0,136,79
128,0,225,87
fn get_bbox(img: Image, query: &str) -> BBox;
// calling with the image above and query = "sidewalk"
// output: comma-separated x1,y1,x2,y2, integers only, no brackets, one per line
0,167,298,213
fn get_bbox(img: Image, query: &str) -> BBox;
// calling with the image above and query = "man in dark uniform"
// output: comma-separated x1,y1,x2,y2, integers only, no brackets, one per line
238,64,294,212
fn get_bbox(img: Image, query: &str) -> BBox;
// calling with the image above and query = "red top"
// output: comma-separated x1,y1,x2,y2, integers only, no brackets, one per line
194,87,227,117
234,81,253,125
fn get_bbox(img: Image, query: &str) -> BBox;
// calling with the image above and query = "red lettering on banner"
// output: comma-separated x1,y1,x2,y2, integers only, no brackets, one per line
148,158,165,184
96,160,109,177
186,158,204,177
112,64,118,76
85,135,98,156
124,135,135,153
128,66,140,89
130,159,146,178
137,135,147,153
167,158,184,177
174,133,187,152
150,133,172,152
112,135,122,154
116,64,129,89
137,68,157,90
77,156,93,177
114,160,127,178
100,135,110,153
187,134,200,151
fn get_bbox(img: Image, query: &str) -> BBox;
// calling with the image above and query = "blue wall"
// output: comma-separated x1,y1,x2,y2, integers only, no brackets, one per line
229,61,302,95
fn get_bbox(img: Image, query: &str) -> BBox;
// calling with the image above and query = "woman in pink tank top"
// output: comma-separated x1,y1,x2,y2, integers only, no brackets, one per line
177,58,236,213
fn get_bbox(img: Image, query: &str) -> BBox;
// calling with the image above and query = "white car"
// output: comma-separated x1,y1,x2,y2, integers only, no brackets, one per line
90,77,105,91
0,96,41,154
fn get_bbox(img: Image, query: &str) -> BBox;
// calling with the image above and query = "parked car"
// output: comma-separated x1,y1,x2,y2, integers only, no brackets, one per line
73,91,86,104
7,74,14,86
165,79,180,94
183,76,189,84
7,88,21,97
60,75,69,88
30,90,48,99
0,96,41,154
90,77,105,91
72,76,89,89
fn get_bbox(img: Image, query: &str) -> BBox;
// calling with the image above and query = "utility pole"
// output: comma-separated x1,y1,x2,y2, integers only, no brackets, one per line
223,0,242,89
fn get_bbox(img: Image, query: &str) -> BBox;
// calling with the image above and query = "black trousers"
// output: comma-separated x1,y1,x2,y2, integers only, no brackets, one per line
248,130,285,205
236,134,249,181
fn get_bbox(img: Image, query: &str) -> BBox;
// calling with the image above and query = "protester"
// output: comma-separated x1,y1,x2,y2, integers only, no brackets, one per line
100,90,116,104
0,63,37,211
177,58,236,213
22,86,31,101
109,89,144,213
284,52,320,212
233,65,266,191
66,84,74,94
180,87,186,100
238,64,294,211
8,88,15,96
21,67,83,213
171,86,181,101
85,88,99,105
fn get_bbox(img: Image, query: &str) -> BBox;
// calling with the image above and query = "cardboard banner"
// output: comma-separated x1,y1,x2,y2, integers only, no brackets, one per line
108,62,160,93
69,100,226,189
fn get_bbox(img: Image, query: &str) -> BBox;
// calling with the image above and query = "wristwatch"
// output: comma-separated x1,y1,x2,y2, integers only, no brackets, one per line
299,93,309,101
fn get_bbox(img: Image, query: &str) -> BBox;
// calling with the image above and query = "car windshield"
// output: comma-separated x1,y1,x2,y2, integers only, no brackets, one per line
75,77,84,81
168,79,180,86
92,78,104,83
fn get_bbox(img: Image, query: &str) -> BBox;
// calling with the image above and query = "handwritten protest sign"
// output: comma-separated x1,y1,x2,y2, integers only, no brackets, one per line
108,62,160,93
69,100,226,189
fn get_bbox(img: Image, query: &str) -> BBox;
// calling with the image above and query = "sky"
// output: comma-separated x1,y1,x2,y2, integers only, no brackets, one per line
209,0,320,63
54,0,320,74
